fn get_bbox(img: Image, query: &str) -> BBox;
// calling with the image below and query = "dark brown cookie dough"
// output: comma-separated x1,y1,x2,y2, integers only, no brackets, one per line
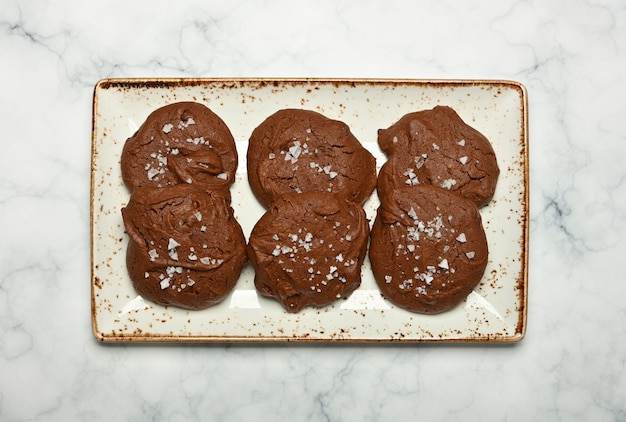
377,105,499,208
247,191,370,313
121,101,238,192
369,185,488,314
121,185,247,310
247,109,376,208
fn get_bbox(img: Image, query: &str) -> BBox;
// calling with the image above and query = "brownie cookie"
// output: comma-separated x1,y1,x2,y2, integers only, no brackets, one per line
121,102,237,192
247,109,376,207
247,191,370,313
369,185,488,314
121,185,247,310
377,105,499,208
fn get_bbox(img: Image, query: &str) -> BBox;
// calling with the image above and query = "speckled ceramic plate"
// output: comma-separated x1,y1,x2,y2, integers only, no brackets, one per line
91,78,528,343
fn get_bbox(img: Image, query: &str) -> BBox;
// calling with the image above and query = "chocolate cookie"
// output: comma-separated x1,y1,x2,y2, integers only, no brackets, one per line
121,185,247,310
247,109,376,207
369,185,488,314
247,191,370,313
377,106,499,208
121,101,237,192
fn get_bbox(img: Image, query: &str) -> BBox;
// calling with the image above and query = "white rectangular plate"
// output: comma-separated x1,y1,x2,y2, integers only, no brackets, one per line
91,78,528,343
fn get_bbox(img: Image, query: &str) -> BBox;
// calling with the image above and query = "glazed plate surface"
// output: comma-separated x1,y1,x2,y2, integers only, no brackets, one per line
91,78,528,342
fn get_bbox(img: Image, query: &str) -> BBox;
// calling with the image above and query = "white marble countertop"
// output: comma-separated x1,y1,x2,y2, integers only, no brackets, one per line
1,0,625,420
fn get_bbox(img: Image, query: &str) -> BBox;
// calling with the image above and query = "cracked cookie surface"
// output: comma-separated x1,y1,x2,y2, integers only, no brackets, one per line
369,185,488,314
121,185,247,310
121,101,238,193
247,191,370,313
247,109,376,208
377,106,499,208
